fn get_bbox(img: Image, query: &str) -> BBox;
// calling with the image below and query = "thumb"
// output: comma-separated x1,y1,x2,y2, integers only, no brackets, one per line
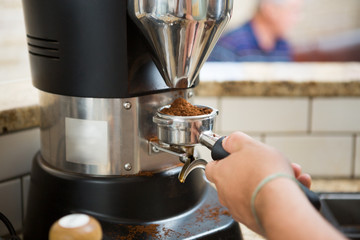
222,131,253,153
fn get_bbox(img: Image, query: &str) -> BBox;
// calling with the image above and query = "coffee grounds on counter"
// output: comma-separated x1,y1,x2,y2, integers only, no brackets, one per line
160,98,212,116
195,204,230,223
118,224,161,240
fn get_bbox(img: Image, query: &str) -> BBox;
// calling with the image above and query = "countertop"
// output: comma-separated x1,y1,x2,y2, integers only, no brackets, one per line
0,79,38,134
1,63,360,134
197,62,360,97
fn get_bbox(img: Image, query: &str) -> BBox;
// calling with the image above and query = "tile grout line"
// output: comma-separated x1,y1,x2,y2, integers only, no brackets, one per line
307,97,313,134
20,176,25,228
261,133,266,143
217,97,222,133
0,173,30,185
351,134,357,178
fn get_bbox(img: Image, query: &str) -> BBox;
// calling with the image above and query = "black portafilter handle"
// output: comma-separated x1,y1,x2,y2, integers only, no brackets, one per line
210,136,321,210
211,136,230,160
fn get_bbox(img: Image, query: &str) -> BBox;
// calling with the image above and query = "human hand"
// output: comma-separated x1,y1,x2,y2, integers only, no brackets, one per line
206,132,344,240
292,163,311,188
205,132,301,232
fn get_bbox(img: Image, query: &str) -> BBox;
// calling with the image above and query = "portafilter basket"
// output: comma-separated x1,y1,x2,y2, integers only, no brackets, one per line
153,105,219,147
153,105,230,183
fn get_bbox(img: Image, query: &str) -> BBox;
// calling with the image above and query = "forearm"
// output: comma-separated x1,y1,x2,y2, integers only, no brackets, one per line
256,178,346,240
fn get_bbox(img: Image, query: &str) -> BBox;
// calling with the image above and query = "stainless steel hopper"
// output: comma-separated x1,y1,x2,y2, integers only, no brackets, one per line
128,0,233,88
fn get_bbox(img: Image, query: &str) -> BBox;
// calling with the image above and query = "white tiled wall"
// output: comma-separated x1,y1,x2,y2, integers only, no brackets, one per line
0,128,40,181
0,179,22,236
194,96,359,178
355,136,360,177
220,97,309,133
0,128,39,236
265,135,353,177
312,98,360,132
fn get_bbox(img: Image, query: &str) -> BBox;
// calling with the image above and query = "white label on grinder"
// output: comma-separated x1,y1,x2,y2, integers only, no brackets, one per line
65,117,109,165
59,214,90,228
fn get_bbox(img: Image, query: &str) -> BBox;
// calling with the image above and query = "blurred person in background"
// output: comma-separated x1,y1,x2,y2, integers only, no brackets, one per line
209,0,303,62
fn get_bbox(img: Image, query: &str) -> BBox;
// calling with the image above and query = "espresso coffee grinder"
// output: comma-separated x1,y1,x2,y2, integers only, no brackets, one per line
22,0,241,239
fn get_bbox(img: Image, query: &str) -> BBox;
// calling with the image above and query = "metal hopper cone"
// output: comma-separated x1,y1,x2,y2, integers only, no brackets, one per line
128,0,233,88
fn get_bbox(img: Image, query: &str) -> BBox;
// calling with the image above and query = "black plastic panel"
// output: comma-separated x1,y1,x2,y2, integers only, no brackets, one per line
21,0,182,98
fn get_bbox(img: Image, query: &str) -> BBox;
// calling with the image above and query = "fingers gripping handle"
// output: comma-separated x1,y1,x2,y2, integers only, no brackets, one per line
201,133,321,210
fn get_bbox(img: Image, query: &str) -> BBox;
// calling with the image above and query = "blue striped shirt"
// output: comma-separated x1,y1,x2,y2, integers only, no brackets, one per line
208,21,292,62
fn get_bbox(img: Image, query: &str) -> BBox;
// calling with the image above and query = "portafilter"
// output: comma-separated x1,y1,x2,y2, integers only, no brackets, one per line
152,104,229,183
152,105,321,210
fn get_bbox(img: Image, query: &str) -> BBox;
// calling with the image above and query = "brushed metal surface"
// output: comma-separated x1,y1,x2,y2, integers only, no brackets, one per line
39,90,192,175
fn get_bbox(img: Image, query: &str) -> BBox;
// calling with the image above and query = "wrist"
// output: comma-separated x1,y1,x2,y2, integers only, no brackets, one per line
254,177,306,236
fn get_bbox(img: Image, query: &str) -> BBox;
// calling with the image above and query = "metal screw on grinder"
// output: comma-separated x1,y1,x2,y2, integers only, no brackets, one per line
152,146,160,153
187,91,193,99
124,163,132,171
123,102,131,110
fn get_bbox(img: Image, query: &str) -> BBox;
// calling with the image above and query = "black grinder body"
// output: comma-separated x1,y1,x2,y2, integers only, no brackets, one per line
22,0,172,98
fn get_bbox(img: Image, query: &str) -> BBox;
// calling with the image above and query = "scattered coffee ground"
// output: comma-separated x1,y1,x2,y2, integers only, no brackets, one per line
136,171,154,177
195,204,231,223
160,98,212,116
118,224,161,240
221,209,231,216
122,172,154,178
148,136,159,143
162,227,182,238
108,204,231,239
117,224,186,239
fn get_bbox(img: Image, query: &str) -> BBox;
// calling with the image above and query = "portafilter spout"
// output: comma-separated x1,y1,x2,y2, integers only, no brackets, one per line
128,0,233,88
178,131,229,183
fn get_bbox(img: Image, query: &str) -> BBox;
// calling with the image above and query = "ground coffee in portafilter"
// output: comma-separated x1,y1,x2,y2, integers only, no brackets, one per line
160,98,212,116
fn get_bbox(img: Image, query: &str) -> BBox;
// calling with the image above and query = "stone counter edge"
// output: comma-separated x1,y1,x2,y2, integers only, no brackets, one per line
195,80,360,97
0,105,40,135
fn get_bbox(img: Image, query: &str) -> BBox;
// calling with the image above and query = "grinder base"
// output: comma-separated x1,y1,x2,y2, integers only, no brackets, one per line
101,189,241,239
24,153,242,239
